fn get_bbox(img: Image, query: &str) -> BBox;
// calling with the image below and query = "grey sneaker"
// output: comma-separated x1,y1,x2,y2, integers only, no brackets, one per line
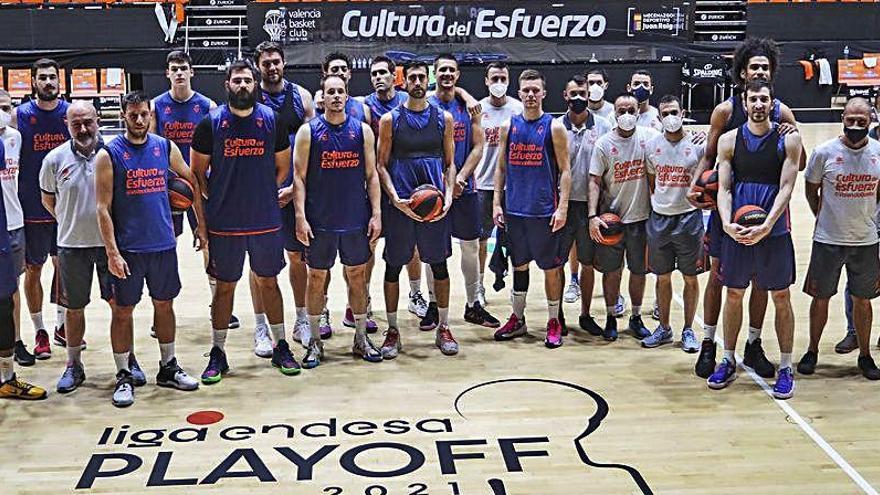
56,361,86,393
293,317,311,346
436,324,459,356
302,340,324,369
352,335,382,363
641,326,673,348
681,327,699,353
613,295,626,317
380,328,402,360
112,370,135,408
563,281,581,303
253,325,273,358
409,290,429,318
835,331,858,354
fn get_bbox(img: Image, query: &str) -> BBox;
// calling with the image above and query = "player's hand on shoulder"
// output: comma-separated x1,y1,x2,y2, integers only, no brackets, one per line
778,122,799,136
691,130,708,146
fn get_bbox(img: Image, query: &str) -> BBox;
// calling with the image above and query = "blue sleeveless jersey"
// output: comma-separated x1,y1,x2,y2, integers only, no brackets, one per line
17,100,70,222
365,90,408,136
206,104,282,234
153,91,212,166
504,113,558,217
389,104,447,198
731,123,789,236
106,134,176,253
429,95,475,194
306,115,369,232
260,80,306,190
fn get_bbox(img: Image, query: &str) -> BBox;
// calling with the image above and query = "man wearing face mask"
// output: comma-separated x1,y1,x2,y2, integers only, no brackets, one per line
799,97,880,380
627,70,663,132
588,93,661,341
643,95,705,352
586,69,615,122
556,74,612,336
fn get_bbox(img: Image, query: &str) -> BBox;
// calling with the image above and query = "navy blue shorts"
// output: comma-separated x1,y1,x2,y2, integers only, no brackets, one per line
0,250,18,299
705,210,723,259
719,233,795,291
505,214,566,270
207,229,286,282
281,204,306,253
24,222,57,266
9,228,25,276
450,193,481,241
172,209,198,238
305,230,372,270
112,249,181,307
382,202,451,267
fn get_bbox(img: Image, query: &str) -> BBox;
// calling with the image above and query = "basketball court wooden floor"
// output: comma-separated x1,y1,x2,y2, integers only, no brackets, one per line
2,124,879,494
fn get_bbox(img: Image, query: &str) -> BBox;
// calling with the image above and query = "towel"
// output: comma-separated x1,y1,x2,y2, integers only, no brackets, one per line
817,58,832,85
798,60,814,80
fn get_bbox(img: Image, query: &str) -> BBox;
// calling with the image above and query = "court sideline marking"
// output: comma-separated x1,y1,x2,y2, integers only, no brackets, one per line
671,292,878,494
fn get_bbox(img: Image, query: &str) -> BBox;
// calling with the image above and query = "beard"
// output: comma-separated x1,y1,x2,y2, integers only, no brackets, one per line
408,87,426,99
749,112,768,123
127,126,148,141
73,132,96,152
228,88,257,110
36,86,58,101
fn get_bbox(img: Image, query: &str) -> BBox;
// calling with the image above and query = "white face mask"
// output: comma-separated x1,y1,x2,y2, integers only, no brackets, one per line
489,82,508,99
0,110,10,129
662,114,683,133
588,84,605,102
617,113,637,131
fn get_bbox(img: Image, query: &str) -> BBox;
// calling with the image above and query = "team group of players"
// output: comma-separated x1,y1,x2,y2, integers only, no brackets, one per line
0,37,877,406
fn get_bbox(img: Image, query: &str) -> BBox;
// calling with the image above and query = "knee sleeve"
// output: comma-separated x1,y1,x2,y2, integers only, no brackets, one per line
430,262,449,281
384,264,403,283
0,295,13,350
513,269,530,292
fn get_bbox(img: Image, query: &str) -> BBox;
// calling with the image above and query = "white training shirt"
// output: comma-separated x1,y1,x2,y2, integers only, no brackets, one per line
590,126,661,224
475,96,523,191
645,132,706,216
638,106,663,132
588,100,615,122
555,112,613,203
0,127,23,231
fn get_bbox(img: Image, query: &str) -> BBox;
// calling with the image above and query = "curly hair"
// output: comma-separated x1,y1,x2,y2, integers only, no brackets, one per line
731,37,779,88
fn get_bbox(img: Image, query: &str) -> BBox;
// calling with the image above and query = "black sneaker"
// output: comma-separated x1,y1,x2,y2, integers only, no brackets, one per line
797,350,818,375
229,313,240,329
271,340,302,376
156,358,199,390
420,302,439,331
695,338,717,379
200,346,229,384
743,338,776,379
628,315,651,339
13,340,35,366
603,316,618,341
464,301,500,328
858,355,880,380
579,315,603,336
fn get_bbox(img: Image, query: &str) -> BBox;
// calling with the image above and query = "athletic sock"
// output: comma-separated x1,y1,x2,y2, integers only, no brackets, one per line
632,305,642,316
512,291,527,319
254,313,268,329
548,299,560,320
387,311,398,329
308,314,321,342
354,313,367,339
0,355,13,382
461,239,480,306
296,307,307,320
723,349,735,364
209,277,217,298
409,279,420,295
779,353,792,370
438,306,449,326
269,323,285,344
606,306,615,317
211,328,228,351
747,326,761,344
56,305,66,328
67,345,82,365
159,342,175,365
113,352,130,373
703,324,717,341
30,312,44,331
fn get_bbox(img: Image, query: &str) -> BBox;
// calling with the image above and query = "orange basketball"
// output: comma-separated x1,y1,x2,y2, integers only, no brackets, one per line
598,212,624,246
733,205,767,227
691,169,718,209
168,176,194,212
409,184,444,221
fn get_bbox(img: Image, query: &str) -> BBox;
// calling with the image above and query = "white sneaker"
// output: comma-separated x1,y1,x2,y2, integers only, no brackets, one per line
157,358,199,391
293,317,311,346
409,290,428,318
253,325,273,358
563,281,581,303
477,283,487,307
613,295,626,317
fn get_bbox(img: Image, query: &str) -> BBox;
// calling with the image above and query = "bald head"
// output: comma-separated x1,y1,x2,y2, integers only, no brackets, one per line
67,100,97,120
67,100,99,154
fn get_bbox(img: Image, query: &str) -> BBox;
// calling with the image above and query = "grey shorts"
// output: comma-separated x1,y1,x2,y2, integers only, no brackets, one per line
803,241,880,300
8,228,25,276
595,220,648,275
646,209,706,276
560,200,596,265
57,247,113,310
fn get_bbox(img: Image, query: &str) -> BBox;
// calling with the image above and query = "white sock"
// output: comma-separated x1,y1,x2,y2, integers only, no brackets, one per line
704,324,717,341
67,345,82,365
548,299,560,320
461,239,480,306
438,306,449,325
269,323,285,344
211,328,228,351
779,353,792,370
723,349,735,363
426,268,437,303
512,291,527,319
409,279,420,295
159,342,175,365
354,313,367,339
113,351,130,373
748,326,761,344
56,305,66,328
632,305,642,316
296,307,307,320
254,313,268,329
209,277,217,298
30,312,44,331
387,311,398,329
479,271,484,285
307,314,320,343
0,355,13,382
606,305,615,316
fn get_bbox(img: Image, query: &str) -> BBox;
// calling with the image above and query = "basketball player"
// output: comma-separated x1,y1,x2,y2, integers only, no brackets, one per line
314,52,371,123
376,60,458,357
709,80,801,399
292,74,381,365
0,91,32,366
0,140,46,400
190,60,298,384
15,59,68,356
475,62,523,308
253,41,323,351
627,70,663,132
492,69,572,348
799,97,880,380
586,69,616,121
429,54,498,329
688,37,800,379
95,91,203,406
588,93,660,341
363,56,428,323
556,74,612,335
643,95,705,351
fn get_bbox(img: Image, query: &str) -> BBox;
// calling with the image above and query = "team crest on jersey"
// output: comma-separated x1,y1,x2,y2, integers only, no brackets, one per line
684,147,692,156
655,147,662,154
835,155,844,163
152,147,161,157
319,132,329,142
349,130,357,139
221,120,229,129
537,125,545,135
29,116,37,125
164,106,172,115
122,151,131,160
610,145,618,156
256,117,264,128
193,104,201,114
871,155,879,166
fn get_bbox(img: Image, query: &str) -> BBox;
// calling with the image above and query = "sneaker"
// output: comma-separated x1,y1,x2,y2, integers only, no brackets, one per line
420,302,439,331
343,307,356,328
34,330,51,360
352,335,383,363
772,367,795,399
477,283,487,307
695,338,717,379
545,318,563,349
857,355,880,380
464,301,500,328
651,301,661,321
409,290,429,318
494,314,527,341
435,325,459,355
13,340,35,366
579,314,603,336
302,341,324,369
53,325,86,350
319,308,333,340
707,358,737,390
56,361,85,393
563,281,581,303
0,374,47,400
603,316,618,341
835,331,859,354
156,358,199,390
200,346,229,384
613,295,626,317
641,326,673,348
629,315,651,339
743,338,776,379
253,325,273,358
342,308,380,334
129,355,147,387
380,328,402,359
112,370,135,408
293,317,311,345
228,313,240,329
797,350,818,375
681,328,699,353
271,340,301,376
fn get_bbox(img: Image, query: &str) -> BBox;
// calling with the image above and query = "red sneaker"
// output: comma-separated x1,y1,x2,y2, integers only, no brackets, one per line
545,318,563,349
54,325,86,350
34,330,51,360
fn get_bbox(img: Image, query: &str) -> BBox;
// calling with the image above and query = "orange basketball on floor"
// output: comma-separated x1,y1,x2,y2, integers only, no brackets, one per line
409,184,444,221
168,176,194,212
691,169,718,209
733,205,767,227
598,212,624,246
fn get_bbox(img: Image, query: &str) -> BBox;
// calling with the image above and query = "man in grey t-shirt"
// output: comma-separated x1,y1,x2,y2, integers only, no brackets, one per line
800,97,880,380
586,69,615,122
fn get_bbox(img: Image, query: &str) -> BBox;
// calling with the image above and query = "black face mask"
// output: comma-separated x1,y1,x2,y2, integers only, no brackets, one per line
568,96,588,114
844,125,869,145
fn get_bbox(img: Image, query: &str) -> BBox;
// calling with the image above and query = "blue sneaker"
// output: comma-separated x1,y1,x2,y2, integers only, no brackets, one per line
681,327,700,353
56,361,86,393
641,326,673,348
629,315,651,339
707,358,737,390
613,295,626,317
129,354,147,387
773,367,795,400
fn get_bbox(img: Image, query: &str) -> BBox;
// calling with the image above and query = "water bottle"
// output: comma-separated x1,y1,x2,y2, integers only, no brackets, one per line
844,45,850,60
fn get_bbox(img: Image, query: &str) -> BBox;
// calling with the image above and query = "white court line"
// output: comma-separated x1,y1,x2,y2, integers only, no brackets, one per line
671,292,879,495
